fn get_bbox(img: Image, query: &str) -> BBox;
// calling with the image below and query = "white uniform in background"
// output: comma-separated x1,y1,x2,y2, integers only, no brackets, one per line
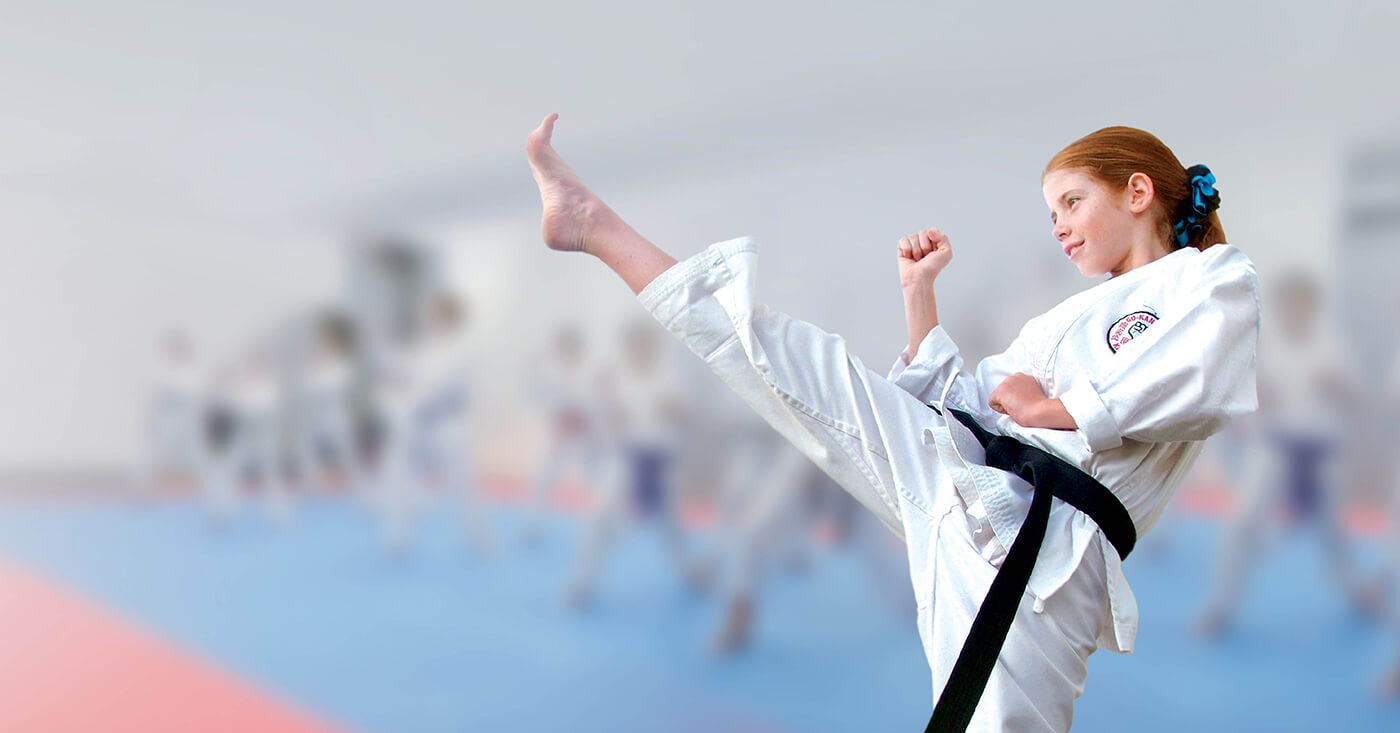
563,338,696,605
371,351,422,552
376,331,492,553
522,355,609,540
231,362,294,526
294,357,362,496
1371,346,1400,697
1198,321,1360,631
198,376,243,524
639,237,1258,731
1385,352,1400,600
139,354,207,494
712,415,812,593
706,415,814,651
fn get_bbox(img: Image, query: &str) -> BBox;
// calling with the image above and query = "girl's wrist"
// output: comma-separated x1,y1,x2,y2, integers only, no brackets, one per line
1022,397,1076,430
902,279,937,296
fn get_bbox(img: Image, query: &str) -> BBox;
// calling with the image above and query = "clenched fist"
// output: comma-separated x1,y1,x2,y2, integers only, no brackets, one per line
988,372,1077,430
898,228,952,290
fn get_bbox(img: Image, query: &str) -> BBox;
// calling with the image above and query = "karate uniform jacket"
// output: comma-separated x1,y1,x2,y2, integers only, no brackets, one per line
641,236,1260,655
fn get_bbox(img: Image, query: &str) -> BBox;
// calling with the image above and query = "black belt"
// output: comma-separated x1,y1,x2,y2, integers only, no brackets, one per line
924,408,1135,733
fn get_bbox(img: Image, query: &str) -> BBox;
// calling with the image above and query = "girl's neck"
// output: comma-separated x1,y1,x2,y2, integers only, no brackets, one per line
1109,238,1174,278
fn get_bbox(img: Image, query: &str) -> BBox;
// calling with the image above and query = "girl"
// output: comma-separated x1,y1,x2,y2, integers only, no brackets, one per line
525,114,1260,732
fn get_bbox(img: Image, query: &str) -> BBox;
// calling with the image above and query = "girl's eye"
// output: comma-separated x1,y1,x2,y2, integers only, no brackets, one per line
1068,197,1080,207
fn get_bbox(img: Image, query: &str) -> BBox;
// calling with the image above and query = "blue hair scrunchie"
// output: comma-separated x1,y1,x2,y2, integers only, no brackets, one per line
1172,164,1221,248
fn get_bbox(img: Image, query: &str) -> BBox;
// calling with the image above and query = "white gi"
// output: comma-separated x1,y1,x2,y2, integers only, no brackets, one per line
139,353,207,494
1200,315,1358,625
245,364,295,524
293,357,361,495
638,237,1259,731
564,345,693,602
375,332,491,552
522,355,610,537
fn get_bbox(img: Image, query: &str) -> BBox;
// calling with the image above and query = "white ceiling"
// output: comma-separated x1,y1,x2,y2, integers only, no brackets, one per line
1,0,1394,231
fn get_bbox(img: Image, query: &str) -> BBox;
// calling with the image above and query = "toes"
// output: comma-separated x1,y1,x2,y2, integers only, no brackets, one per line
527,113,558,152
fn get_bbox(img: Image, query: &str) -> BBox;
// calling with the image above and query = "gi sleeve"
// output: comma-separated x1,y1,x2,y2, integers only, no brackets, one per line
1059,246,1261,453
887,326,963,404
888,323,1039,429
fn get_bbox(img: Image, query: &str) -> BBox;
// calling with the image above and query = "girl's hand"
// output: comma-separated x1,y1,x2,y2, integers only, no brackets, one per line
989,372,1078,430
989,373,1043,423
898,228,952,290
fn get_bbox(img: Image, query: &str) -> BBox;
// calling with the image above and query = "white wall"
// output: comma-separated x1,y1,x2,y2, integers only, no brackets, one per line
0,1,1394,472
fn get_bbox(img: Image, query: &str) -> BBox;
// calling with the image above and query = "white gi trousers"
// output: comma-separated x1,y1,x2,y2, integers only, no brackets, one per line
639,238,1110,731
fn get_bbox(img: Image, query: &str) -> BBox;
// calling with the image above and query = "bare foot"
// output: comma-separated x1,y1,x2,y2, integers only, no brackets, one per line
526,113,607,254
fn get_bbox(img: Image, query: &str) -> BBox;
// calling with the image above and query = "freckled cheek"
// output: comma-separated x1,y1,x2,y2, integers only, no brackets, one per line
1080,211,1106,241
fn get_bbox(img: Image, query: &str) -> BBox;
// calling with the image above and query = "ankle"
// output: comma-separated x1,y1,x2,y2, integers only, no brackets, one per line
579,199,622,258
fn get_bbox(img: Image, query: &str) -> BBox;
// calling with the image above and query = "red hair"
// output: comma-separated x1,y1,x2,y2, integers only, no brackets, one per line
1044,126,1225,251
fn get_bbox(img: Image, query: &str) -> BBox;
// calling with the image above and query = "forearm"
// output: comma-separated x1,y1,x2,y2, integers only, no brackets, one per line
1021,397,1078,431
903,282,940,358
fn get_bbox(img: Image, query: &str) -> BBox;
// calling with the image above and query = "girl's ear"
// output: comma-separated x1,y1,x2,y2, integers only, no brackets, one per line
1126,172,1155,214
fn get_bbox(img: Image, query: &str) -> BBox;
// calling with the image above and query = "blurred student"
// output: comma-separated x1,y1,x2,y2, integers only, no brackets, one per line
291,312,364,497
562,319,704,608
1197,272,1364,637
373,293,494,554
521,323,608,543
706,414,814,653
138,327,206,496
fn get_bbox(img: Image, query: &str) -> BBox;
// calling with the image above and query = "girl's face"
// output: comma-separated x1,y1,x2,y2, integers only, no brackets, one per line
1042,168,1162,278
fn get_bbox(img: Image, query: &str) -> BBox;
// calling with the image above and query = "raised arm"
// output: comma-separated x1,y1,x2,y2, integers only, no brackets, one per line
898,228,952,357
895,229,1075,431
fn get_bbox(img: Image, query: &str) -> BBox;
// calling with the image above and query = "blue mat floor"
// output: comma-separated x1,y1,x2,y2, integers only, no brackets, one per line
1,498,1396,732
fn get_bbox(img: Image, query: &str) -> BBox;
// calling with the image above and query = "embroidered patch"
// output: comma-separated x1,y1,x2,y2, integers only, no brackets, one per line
1107,311,1158,353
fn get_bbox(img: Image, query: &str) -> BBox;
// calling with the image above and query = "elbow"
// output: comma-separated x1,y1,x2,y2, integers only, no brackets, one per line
1135,406,1240,444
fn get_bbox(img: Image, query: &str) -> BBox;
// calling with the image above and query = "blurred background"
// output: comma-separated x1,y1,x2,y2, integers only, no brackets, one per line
2,1,1399,731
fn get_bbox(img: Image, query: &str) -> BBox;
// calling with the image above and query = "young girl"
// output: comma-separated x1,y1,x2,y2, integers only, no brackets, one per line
526,114,1260,732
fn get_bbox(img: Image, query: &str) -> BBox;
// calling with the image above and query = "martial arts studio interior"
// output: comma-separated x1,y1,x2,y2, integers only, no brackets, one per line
4,4,1400,731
